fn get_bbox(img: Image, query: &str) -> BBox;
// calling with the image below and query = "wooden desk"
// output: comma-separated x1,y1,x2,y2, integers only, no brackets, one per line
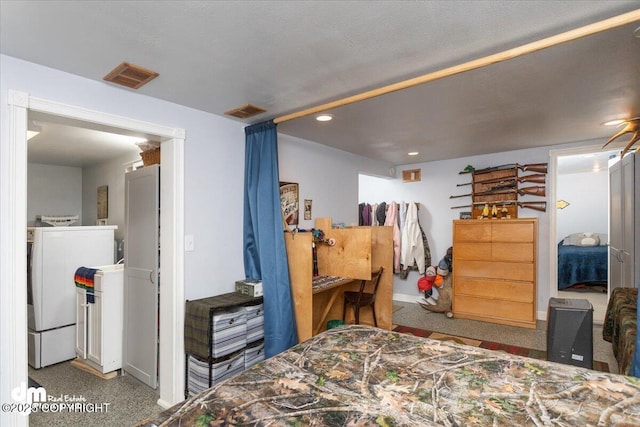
285,220,393,343
311,276,357,336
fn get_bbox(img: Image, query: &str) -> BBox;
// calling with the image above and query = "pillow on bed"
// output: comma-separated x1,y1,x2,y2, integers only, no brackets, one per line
563,232,601,246
597,233,608,245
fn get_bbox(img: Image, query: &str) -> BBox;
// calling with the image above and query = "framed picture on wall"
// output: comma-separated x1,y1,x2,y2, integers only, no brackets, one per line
279,182,299,226
97,185,108,220
304,199,312,220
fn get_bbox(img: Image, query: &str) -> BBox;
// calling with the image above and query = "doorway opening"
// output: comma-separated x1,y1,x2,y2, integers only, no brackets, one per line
6,91,185,427
549,143,619,324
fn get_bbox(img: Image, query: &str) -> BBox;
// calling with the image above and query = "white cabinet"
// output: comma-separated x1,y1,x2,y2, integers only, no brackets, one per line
75,265,124,374
609,151,640,291
124,164,160,389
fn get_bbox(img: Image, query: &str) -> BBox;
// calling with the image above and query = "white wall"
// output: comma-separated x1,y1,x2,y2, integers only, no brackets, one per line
27,163,83,226
556,170,608,242
279,133,391,230
82,152,142,246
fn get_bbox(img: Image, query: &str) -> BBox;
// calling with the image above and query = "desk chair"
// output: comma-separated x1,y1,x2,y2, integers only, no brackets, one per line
342,267,384,327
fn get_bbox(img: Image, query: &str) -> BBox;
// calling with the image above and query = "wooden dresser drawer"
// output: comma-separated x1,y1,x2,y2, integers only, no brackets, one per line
455,242,533,262
454,277,534,303
454,222,491,242
491,222,534,242
455,260,534,282
453,242,492,260
491,243,534,262
454,295,534,323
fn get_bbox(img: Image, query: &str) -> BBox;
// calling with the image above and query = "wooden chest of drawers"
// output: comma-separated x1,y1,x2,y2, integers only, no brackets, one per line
452,218,537,328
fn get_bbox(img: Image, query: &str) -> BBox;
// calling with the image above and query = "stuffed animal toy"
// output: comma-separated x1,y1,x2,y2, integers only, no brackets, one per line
419,272,453,318
417,266,436,298
419,247,453,318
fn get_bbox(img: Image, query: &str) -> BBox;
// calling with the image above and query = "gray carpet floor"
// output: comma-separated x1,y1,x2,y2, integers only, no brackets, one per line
27,300,619,426
392,300,619,373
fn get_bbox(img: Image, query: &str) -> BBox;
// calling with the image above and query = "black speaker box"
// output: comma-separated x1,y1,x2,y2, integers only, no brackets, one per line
546,298,593,368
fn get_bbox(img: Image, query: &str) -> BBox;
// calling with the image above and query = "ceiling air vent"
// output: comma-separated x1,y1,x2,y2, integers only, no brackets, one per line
224,104,267,119
103,62,159,89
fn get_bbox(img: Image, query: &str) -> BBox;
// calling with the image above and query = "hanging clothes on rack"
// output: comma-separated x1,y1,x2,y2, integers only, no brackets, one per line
371,203,379,226
400,202,426,274
399,201,407,235
376,202,387,226
384,201,401,273
399,203,432,279
362,203,372,226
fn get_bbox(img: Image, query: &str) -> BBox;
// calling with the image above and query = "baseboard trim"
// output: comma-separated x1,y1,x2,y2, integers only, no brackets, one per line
393,293,422,303
156,398,172,409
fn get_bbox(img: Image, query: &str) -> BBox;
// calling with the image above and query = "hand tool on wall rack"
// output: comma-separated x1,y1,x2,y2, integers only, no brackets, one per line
449,185,546,199
451,201,547,212
459,163,548,175
456,173,547,187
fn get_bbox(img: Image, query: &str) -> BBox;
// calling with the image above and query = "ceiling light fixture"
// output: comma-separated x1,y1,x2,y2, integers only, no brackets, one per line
27,120,42,140
315,114,333,122
408,151,419,156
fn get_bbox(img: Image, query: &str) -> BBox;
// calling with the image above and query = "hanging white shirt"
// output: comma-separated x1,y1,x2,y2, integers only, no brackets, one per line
400,201,426,274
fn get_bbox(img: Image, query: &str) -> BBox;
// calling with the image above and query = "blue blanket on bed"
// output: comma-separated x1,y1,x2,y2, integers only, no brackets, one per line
557,242,608,290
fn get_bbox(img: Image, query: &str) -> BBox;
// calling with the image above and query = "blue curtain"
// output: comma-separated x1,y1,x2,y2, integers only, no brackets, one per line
243,120,297,357
632,273,640,377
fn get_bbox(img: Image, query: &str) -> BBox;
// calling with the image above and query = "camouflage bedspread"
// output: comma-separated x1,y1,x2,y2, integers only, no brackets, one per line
603,287,638,375
138,324,640,426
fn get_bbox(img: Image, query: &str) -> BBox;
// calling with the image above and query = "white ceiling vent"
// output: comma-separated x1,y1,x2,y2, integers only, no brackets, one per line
103,62,159,89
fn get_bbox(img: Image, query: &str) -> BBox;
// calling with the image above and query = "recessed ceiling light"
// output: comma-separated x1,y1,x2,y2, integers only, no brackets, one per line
603,119,626,126
315,114,333,122
408,151,419,156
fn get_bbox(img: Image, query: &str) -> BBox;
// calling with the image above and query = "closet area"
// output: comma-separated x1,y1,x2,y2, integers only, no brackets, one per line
357,201,431,277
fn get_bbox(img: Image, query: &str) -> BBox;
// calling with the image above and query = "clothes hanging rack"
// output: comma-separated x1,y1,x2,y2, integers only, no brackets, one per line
273,10,640,125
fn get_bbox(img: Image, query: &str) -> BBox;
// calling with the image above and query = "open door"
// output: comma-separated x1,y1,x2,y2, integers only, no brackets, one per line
124,164,160,388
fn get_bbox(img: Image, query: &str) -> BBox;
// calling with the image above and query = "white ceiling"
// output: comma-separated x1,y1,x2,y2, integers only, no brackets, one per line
1,1,639,166
26,111,155,167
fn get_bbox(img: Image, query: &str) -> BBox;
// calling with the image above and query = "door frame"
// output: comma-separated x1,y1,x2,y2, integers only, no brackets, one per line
5,90,185,426
548,142,609,305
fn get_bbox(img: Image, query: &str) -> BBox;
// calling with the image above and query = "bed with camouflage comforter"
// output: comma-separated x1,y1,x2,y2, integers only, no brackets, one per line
137,324,640,426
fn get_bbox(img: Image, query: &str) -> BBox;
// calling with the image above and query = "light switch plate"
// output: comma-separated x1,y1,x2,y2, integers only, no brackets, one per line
185,234,195,252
